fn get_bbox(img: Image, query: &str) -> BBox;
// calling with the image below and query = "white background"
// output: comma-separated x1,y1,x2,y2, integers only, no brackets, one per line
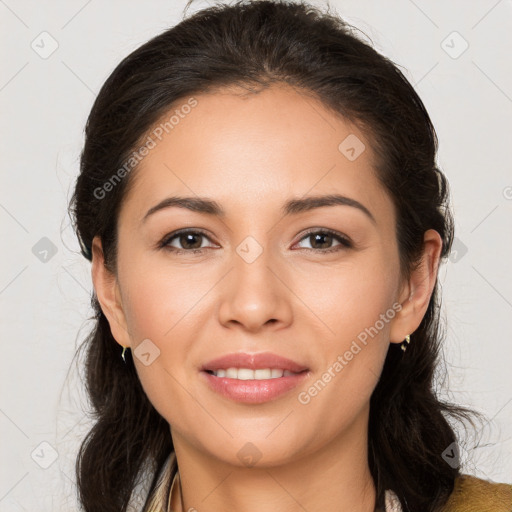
1,0,511,510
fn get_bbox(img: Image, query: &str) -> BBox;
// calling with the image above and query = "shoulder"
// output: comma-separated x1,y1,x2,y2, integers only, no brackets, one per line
441,473,512,512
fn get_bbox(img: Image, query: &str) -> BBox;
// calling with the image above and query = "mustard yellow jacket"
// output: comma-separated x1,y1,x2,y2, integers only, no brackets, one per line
441,474,512,512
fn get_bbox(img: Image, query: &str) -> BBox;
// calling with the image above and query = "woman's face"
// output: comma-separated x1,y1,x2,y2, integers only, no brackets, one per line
94,83,432,468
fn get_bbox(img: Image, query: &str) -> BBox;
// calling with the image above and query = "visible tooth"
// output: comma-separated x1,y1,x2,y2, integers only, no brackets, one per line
255,369,272,379
213,367,296,379
237,368,255,380
226,367,239,379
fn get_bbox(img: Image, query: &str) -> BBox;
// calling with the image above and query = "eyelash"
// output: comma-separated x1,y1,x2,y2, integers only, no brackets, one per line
158,228,353,255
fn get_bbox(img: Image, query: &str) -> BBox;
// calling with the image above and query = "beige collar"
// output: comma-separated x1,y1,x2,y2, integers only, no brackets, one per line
167,467,181,512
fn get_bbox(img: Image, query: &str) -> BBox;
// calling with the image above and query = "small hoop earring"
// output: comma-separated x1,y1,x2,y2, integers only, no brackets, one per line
121,345,129,363
401,334,411,352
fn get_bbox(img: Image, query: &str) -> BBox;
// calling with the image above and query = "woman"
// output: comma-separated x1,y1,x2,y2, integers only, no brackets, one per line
69,1,512,511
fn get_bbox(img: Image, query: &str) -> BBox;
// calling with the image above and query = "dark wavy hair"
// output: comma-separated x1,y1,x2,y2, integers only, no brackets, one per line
68,1,484,510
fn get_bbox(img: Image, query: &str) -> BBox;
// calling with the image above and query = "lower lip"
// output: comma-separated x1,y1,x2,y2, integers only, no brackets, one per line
200,370,309,404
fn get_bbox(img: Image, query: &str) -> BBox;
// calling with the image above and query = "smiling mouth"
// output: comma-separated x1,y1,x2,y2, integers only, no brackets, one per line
201,367,310,403
204,368,307,379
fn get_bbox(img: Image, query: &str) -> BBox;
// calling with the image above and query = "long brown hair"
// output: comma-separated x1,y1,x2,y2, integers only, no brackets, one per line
69,1,484,510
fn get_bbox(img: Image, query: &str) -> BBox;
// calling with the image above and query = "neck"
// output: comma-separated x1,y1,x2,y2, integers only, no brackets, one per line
170,409,377,512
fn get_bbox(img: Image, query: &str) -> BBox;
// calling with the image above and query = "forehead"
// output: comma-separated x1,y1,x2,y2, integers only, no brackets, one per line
120,83,394,225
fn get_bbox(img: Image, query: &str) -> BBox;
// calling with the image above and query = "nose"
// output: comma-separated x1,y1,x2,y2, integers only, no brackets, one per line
217,242,293,333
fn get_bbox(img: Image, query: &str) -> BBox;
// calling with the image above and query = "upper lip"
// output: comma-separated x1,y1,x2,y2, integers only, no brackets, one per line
201,352,309,373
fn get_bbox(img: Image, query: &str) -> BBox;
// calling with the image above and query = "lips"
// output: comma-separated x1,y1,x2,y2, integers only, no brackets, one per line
200,352,310,403
200,352,309,373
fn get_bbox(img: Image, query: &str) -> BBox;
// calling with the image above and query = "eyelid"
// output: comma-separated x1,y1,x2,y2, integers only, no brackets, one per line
295,227,352,244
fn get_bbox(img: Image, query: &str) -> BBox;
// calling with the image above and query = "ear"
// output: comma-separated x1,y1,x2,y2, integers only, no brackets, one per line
389,229,443,344
91,235,131,349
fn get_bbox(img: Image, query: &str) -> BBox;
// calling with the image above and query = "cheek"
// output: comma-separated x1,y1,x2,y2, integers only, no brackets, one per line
122,278,174,340
117,258,214,419
306,253,398,390
296,273,396,439
306,250,397,339
120,275,192,424
119,251,207,340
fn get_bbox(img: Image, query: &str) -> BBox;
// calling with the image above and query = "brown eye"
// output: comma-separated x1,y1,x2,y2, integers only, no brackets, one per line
295,229,352,253
160,229,214,253
175,233,204,250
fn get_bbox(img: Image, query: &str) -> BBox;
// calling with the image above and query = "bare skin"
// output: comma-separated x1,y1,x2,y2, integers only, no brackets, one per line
91,83,442,512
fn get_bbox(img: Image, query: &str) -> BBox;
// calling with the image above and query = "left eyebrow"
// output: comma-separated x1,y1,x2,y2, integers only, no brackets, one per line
282,194,376,225
142,193,376,225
